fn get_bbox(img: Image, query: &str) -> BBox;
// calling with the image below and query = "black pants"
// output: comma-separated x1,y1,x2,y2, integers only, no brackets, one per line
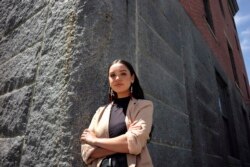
100,154,128,167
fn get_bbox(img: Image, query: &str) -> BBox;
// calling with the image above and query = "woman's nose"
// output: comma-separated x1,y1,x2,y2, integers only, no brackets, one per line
115,75,120,80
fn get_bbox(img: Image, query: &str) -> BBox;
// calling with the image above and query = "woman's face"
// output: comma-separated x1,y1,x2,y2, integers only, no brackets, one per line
109,63,134,98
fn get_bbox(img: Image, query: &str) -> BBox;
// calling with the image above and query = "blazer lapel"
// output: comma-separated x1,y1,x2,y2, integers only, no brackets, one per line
103,103,113,138
95,103,113,138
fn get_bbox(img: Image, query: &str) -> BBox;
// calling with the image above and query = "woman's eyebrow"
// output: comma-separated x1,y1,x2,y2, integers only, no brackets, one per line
119,69,128,72
109,69,128,74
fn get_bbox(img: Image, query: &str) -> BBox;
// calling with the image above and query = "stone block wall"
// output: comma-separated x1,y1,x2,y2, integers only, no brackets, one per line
0,0,249,167
0,0,78,166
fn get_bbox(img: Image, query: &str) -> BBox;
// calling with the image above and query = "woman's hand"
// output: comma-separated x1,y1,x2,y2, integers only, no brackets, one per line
80,129,97,145
80,129,129,153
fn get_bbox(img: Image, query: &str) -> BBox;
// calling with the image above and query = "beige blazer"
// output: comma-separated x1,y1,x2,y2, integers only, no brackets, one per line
81,98,154,167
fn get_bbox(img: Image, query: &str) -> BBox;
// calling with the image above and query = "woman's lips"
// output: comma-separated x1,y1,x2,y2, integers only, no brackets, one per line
114,83,123,87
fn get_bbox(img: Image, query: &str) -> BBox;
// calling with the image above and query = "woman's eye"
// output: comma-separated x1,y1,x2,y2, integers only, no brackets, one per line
121,72,127,76
110,74,116,78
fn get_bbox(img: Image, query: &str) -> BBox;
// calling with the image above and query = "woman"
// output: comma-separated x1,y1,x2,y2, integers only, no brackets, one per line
80,59,154,167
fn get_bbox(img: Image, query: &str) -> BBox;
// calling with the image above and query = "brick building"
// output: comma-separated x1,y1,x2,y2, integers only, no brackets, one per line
180,0,250,101
179,0,250,166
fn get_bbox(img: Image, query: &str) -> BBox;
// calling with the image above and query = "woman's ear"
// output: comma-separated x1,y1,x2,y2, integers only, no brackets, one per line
131,74,135,83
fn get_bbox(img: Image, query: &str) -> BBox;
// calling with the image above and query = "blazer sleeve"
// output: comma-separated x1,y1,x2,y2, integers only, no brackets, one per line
125,100,153,155
81,107,102,164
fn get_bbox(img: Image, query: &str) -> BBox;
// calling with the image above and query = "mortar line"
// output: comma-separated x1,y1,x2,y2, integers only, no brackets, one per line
146,92,189,118
0,82,36,97
138,14,180,57
150,141,192,151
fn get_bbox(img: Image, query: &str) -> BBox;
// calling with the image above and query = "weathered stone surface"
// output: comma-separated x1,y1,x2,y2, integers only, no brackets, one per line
200,126,221,155
138,0,182,55
0,0,48,36
195,80,214,107
19,0,78,166
197,100,220,130
152,0,190,29
70,1,114,165
0,86,32,137
138,18,184,84
202,154,224,167
0,6,47,64
0,136,23,167
139,56,187,113
194,60,215,91
0,44,39,95
150,97,192,149
148,143,192,167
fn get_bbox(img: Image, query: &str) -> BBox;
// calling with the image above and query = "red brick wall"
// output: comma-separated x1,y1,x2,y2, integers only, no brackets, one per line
179,0,250,101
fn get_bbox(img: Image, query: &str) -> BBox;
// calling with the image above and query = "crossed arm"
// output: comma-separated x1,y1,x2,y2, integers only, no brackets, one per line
80,129,129,159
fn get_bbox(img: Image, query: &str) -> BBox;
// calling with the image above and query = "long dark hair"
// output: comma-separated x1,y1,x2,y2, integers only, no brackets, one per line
108,59,144,101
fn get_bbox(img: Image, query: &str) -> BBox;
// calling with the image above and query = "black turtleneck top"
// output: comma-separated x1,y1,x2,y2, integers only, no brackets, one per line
109,96,130,138
106,96,130,166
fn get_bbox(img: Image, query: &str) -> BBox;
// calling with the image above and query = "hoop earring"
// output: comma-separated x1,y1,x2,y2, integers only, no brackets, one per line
110,87,114,96
130,84,133,97
109,87,114,101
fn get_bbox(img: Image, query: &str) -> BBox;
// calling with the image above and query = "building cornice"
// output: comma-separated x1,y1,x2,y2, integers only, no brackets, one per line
228,0,239,16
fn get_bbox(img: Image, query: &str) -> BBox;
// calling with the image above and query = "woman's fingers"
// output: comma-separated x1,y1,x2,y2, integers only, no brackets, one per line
83,129,90,133
80,129,97,145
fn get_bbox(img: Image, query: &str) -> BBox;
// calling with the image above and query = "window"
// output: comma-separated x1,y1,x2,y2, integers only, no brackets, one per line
203,0,214,31
216,73,228,115
243,74,250,98
216,72,239,158
228,42,239,85
242,108,250,149
222,117,235,155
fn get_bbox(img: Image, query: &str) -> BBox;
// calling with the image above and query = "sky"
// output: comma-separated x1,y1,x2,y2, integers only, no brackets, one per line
234,0,250,83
